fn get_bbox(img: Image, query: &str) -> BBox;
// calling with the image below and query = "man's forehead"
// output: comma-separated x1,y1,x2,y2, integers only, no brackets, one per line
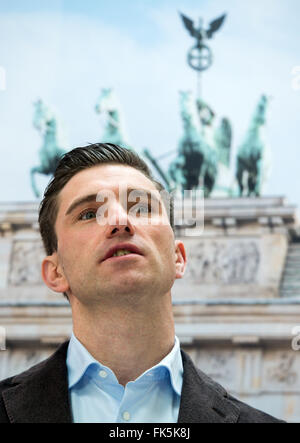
57,164,158,211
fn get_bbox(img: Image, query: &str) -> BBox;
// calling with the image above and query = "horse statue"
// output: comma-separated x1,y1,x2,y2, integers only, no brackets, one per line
95,88,132,150
168,91,218,196
31,99,66,198
214,117,232,168
196,98,216,147
196,98,232,167
143,93,232,197
236,94,271,196
196,97,233,196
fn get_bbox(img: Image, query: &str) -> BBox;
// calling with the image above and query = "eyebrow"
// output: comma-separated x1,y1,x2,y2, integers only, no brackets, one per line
65,194,99,217
65,188,162,217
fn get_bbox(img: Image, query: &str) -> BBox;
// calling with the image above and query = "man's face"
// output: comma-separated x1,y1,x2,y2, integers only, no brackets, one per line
47,164,186,307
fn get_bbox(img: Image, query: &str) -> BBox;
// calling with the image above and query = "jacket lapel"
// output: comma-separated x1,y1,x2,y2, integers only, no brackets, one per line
2,341,72,423
178,350,240,423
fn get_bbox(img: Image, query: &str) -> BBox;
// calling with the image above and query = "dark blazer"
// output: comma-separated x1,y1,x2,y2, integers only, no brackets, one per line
0,341,284,423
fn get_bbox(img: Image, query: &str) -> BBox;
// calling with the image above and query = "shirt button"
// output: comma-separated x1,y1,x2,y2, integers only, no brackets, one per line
99,370,108,378
123,411,131,421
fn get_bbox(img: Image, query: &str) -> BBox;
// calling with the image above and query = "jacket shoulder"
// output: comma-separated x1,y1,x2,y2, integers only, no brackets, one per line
181,350,285,423
195,364,285,423
0,376,15,422
225,393,285,423
0,345,63,387
0,341,70,423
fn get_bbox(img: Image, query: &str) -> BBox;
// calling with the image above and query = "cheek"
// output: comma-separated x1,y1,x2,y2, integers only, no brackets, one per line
58,235,75,254
151,228,175,261
57,233,85,268
62,226,102,269
59,226,95,250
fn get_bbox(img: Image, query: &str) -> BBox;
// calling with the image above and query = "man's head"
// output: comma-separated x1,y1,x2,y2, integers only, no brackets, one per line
39,143,186,306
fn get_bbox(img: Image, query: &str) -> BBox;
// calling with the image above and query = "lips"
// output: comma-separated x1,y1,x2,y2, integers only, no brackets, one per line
102,243,143,262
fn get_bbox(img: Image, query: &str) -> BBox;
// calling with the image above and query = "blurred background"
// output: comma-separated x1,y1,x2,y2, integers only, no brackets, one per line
0,0,299,202
0,0,300,422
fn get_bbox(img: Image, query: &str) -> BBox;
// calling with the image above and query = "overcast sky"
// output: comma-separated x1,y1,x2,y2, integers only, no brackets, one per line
0,0,299,208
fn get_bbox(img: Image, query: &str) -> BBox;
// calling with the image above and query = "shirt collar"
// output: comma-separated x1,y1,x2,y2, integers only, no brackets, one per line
66,332,183,395
142,335,183,396
66,332,100,389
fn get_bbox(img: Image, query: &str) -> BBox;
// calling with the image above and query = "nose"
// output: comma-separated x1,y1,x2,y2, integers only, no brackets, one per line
109,224,133,237
104,202,135,238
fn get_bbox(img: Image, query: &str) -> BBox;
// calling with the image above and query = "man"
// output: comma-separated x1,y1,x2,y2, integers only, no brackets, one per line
0,143,284,423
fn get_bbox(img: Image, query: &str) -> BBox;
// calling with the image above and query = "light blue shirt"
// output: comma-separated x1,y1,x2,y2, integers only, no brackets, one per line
66,332,183,423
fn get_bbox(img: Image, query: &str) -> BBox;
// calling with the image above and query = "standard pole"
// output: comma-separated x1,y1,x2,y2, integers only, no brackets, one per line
197,71,202,100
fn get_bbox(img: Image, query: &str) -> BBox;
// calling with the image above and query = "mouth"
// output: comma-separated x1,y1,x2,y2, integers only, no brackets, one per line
102,243,143,263
104,253,141,263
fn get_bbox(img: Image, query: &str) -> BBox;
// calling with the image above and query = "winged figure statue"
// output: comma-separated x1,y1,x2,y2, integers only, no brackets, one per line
180,12,227,41
179,12,227,72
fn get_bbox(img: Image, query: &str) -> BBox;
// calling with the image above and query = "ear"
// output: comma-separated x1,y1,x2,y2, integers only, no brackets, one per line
174,240,187,279
41,252,70,294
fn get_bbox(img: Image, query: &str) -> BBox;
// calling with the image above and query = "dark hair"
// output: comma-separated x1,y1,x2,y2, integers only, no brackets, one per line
39,142,173,257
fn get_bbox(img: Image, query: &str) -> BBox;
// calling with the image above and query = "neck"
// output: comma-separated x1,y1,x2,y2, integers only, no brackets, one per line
70,294,175,386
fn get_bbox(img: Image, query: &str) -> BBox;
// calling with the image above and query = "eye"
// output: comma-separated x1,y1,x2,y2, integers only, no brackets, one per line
78,209,97,221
